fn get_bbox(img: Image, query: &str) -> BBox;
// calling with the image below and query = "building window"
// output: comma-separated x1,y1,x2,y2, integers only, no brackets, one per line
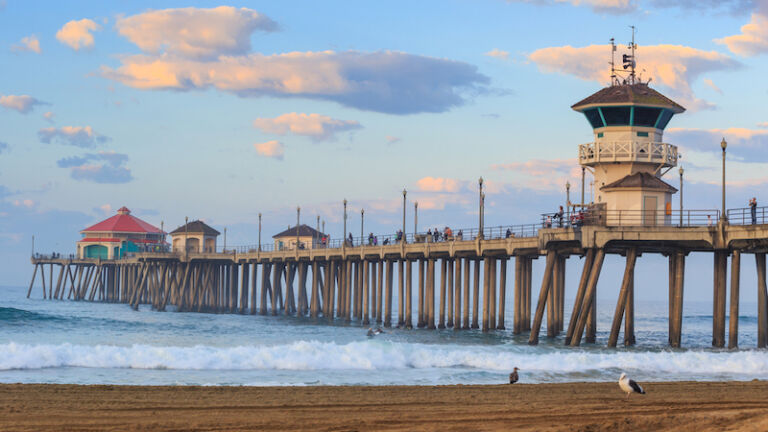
583,108,604,129
655,110,674,130
597,132,604,138
601,107,632,126
637,131,649,137
633,107,662,127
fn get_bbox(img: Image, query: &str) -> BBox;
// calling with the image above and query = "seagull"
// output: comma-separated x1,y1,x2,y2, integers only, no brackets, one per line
509,367,519,384
618,372,645,400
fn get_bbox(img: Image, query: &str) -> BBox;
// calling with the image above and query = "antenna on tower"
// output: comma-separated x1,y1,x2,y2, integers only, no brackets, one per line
621,26,638,84
610,38,617,86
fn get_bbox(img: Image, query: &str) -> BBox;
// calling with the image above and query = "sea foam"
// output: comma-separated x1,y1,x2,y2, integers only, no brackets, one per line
1,340,767,380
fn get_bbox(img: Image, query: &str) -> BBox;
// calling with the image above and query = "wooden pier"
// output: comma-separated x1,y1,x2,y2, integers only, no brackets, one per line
28,220,768,348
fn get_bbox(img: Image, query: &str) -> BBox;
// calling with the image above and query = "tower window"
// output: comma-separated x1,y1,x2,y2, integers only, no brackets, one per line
633,107,662,127
637,131,649,137
601,107,631,126
583,108,604,129
655,110,674,129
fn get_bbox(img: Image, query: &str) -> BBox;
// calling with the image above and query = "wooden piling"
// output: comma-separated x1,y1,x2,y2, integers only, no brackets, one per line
514,256,523,334
569,249,605,347
565,249,594,345
454,258,462,330
607,248,637,347
713,250,728,348
363,260,370,325
529,250,557,345
439,258,447,329
447,259,454,328
728,250,740,349
385,260,393,327
482,257,491,332
427,258,436,329
756,253,767,348
418,259,425,328
398,259,404,327
376,260,384,324
489,258,496,330
405,259,413,329
498,258,507,330
472,259,480,329
670,251,686,348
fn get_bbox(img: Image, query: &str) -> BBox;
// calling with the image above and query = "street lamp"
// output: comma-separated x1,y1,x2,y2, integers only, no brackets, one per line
721,138,727,221
184,216,189,258
402,188,407,244
679,166,684,226
258,213,262,251
414,201,418,235
343,199,348,247
581,167,585,207
361,208,365,246
224,227,227,252
478,177,484,239
566,181,571,223
296,206,300,250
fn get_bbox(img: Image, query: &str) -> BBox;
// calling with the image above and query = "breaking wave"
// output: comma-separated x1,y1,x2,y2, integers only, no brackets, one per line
2,340,767,381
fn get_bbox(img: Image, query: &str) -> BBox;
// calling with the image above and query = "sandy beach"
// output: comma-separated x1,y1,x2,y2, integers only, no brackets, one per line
1,381,767,431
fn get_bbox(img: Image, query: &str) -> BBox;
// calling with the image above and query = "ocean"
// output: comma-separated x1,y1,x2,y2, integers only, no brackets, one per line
1,284,766,386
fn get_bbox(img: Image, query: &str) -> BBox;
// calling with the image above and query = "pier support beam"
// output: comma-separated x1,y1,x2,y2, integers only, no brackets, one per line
417,259,425,328
565,249,594,345
398,259,404,327
482,257,491,332
463,258,470,329
570,249,606,347
427,258,435,329
728,251,740,349
529,250,556,345
498,258,507,330
405,259,413,329
713,250,728,347
363,260,370,325
447,259,454,328
757,253,767,348
670,251,686,348
472,259,480,329
439,258,447,329
454,258,462,330
608,248,637,348
514,257,523,334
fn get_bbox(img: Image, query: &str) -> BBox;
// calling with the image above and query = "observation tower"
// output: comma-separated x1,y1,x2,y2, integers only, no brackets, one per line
572,34,683,226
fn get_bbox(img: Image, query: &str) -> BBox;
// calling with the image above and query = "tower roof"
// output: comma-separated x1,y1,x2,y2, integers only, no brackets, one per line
273,224,327,238
81,207,162,234
572,83,685,113
169,220,220,236
601,172,678,193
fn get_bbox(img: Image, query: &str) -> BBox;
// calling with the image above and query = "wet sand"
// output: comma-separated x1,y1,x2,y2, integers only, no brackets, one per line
1,381,767,431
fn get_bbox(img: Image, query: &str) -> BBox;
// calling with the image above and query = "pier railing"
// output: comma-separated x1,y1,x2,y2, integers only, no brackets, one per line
214,223,540,254
541,209,720,228
578,141,677,166
727,206,768,225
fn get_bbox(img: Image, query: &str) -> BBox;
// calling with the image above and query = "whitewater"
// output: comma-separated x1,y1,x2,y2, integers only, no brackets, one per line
1,285,766,386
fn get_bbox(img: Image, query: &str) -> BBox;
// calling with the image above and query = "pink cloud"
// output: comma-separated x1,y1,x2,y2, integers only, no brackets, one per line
253,140,284,160
716,7,768,57
253,113,361,141
11,35,41,54
491,158,581,191
416,177,463,193
56,18,101,50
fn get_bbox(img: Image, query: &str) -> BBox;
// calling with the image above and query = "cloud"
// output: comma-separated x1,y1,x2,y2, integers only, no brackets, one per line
0,141,7,153
56,151,132,183
115,6,278,60
385,135,401,144
56,18,101,50
491,158,581,191
96,204,113,216
758,122,768,128
507,0,636,14
702,78,723,94
0,94,45,114
416,177,464,193
716,7,768,56
13,199,36,209
253,140,284,160
38,126,110,147
528,44,740,111
43,111,54,123
102,50,490,114
11,35,41,54
667,127,768,162
253,113,361,141
485,48,509,60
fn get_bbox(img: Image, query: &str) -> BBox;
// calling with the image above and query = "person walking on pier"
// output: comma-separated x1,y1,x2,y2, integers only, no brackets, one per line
750,197,757,224
556,206,564,227
348,233,354,246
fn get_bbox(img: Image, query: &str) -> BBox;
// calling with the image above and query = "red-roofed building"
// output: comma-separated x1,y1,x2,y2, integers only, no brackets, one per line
77,207,166,259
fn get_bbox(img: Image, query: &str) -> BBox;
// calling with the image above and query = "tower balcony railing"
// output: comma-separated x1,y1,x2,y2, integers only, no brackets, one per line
578,141,677,166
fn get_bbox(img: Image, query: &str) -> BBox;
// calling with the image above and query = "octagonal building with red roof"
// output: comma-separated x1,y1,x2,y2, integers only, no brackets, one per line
77,207,166,259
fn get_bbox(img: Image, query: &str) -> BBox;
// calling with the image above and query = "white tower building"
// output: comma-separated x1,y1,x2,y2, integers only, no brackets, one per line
572,42,684,226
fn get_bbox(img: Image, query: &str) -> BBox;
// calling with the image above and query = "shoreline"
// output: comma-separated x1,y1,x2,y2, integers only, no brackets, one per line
3,381,768,431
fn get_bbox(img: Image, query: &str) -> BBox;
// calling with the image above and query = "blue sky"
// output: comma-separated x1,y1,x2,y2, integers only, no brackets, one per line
1,0,768,299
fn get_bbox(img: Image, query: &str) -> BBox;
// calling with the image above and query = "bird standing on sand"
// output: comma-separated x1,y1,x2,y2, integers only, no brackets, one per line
618,372,645,400
509,367,519,384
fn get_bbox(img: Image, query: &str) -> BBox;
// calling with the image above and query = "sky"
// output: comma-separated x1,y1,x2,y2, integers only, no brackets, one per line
1,0,768,301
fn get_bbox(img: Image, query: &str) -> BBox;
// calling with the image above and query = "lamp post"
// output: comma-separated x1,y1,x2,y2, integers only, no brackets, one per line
679,166,684,226
478,177,484,239
316,215,320,246
402,188,407,244
581,167,585,207
184,216,188,258
721,138,727,222
360,208,365,246
31,235,34,257
258,213,262,251
566,181,571,224
296,206,300,250
414,201,418,235
224,227,227,252
343,199,348,247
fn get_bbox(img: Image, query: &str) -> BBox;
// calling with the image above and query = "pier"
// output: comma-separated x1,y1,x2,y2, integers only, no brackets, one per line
28,211,768,349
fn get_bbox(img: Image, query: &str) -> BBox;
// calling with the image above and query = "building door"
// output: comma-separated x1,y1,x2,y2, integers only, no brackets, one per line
643,195,658,226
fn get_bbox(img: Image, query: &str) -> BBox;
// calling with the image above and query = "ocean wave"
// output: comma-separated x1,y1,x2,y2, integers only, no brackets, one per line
2,341,768,377
0,307,66,324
